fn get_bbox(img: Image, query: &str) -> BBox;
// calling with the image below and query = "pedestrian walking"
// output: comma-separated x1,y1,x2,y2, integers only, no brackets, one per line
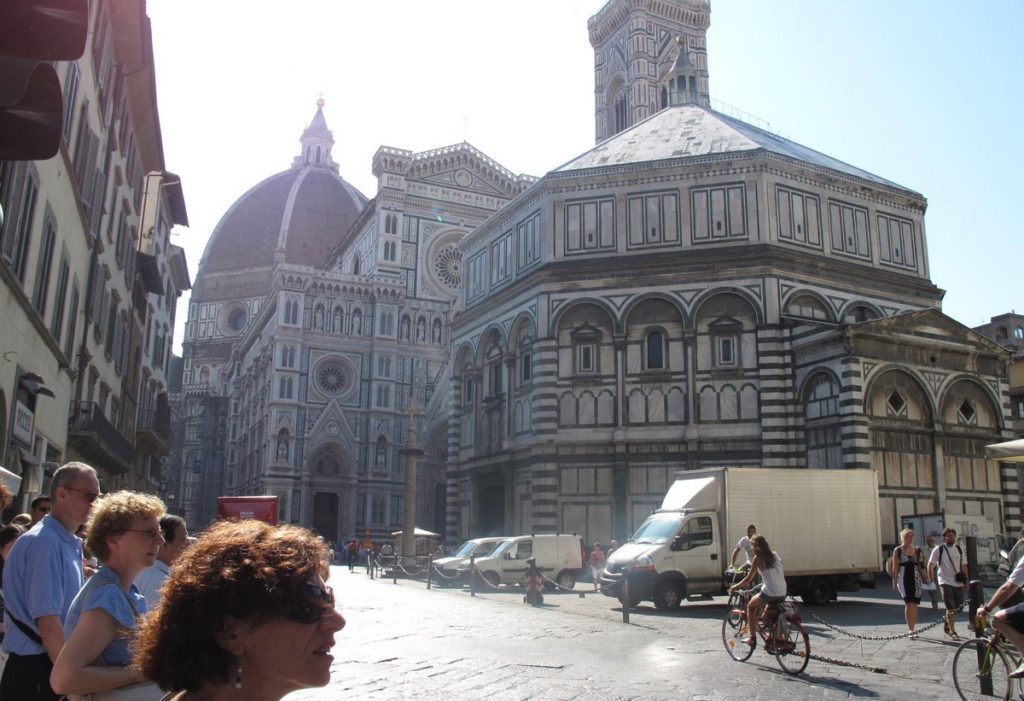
347,539,359,572
927,527,968,640
890,528,925,639
588,543,606,591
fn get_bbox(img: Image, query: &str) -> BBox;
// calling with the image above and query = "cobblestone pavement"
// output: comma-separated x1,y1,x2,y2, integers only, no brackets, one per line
285,565,980,700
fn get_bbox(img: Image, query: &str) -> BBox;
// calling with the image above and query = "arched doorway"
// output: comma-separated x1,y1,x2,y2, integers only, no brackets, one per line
313,492,339,542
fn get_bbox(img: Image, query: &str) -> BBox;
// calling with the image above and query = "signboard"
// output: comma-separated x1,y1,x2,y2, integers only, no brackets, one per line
216,496,278,525
12,400,33,445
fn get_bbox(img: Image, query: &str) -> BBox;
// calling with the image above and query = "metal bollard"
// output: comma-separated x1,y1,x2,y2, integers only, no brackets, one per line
969,578,992,696
427,555,433,589
470,555,477,597
393,556,398,585
621,575,630,624
369,557,375,580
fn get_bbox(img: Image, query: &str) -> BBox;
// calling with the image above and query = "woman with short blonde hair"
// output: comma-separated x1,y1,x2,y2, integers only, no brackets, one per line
50,491,166,699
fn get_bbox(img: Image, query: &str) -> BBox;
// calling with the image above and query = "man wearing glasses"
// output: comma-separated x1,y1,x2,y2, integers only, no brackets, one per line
1,462,100,700
29,496,51,525
135,514,189,607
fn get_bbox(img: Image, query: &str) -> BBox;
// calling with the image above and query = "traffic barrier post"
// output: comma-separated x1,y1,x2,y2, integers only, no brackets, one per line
427,555,433,589
621,575,630,624
470,555,476,597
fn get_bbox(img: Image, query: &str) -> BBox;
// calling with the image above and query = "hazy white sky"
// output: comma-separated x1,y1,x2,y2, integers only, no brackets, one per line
148,0,1024,354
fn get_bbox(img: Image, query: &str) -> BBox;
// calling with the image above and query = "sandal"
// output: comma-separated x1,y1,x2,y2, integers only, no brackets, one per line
948,631,960,641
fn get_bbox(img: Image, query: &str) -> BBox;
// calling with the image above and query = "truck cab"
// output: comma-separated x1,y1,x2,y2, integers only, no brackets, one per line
600,511,721,610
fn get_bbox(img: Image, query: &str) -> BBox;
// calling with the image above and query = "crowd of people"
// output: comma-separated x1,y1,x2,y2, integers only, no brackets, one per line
0,462,345,701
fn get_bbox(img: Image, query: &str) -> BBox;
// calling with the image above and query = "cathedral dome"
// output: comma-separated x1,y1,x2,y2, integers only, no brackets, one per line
198,102,368,275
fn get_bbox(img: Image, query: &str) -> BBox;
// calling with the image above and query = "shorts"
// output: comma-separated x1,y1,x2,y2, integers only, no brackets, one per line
997,601,1024,633
941,584,965,611
903,594,921,605
762,594,787,605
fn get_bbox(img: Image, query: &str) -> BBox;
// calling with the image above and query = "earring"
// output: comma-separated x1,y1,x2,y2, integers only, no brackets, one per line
234,666,243,690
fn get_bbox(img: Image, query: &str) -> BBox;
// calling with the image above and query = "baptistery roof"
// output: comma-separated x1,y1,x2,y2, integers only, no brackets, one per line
198,102,368,275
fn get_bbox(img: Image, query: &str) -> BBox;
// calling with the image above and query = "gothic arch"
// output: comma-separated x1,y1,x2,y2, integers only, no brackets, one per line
308,442,355,480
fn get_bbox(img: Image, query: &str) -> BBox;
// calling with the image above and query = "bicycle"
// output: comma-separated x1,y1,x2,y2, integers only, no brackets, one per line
952,621,1023,701
723,565,752,629
722,586,811,675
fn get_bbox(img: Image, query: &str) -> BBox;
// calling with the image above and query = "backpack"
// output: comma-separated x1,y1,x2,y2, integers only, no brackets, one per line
938,543,965,582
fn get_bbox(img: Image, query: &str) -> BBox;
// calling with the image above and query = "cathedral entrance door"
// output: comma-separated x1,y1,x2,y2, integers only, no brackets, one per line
312,492,339,542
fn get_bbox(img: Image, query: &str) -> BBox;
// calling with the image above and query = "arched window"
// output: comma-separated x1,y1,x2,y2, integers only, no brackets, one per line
645,331,665,370
352,257,360,275
1016,326,1024,340
199,366,210,384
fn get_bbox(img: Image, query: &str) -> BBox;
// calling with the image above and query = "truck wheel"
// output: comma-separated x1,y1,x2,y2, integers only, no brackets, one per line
653,581,684,611
556,571,576,590
800,576,835,606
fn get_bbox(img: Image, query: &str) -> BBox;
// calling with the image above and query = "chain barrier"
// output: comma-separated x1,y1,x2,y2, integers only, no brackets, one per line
789,594,970,642
430,566,464,581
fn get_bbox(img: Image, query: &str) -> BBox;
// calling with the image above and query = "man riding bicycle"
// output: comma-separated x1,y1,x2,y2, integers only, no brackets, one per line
976,549,1024,678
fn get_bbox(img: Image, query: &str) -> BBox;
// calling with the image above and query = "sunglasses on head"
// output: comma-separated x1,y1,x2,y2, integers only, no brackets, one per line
282,583,335,624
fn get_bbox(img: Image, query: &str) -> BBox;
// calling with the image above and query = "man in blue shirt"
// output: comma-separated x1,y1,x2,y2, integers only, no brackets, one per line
1,462,100,700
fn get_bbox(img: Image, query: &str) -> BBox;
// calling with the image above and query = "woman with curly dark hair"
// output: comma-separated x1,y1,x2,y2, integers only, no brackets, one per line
728,533,787,645
133,519,345,700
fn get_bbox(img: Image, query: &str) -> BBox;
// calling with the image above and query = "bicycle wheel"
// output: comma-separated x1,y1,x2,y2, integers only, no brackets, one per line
722,614,755,661
952,638,1012,701
773,616,810,675
725,594,743,629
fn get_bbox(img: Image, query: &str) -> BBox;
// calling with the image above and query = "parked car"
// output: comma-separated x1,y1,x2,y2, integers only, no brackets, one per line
471,534,585,590
433,537,506,585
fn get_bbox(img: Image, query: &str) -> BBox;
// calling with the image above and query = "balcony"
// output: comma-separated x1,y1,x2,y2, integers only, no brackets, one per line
67,401,133,475
136,400,171,454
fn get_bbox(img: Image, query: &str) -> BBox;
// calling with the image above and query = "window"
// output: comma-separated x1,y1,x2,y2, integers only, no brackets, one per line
676,516,713,550
383,240,397,262
488,361,502,396
376,385,390,408
50,253,70,341
886,391,906,417
62,63,80,142
3,171,38,283
63,282,80,359
957,400,976,425
463,373,474,403
519,353,532,384
716,336,736,366
371,495,386,524
645,331,665,370
577,343,595,373
1016,327,1024,340
284,298,299,325
279,376,293,399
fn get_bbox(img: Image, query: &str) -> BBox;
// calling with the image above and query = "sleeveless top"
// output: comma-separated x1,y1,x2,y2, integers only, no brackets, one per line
759,552,786,598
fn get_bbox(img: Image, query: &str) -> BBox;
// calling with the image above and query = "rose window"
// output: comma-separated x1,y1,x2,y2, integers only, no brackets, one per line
316,361,349,395
432,243,463,290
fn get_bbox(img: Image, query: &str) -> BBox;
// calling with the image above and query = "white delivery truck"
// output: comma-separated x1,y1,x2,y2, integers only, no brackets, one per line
470,533,585,590
600,467,883,610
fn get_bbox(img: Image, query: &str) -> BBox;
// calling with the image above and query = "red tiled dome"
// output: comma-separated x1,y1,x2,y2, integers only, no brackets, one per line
199,166,367,274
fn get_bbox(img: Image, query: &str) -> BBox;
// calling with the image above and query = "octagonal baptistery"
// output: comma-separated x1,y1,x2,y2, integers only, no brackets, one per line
447,93,1013,543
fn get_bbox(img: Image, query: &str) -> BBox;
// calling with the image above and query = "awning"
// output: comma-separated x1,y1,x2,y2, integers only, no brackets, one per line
0,465,21,495
391,527,441,538
984,438,1024,463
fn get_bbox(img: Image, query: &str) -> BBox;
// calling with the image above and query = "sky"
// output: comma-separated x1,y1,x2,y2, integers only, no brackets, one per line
147,0,1024,354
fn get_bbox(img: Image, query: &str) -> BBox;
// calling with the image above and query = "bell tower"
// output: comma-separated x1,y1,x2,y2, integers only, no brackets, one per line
588,0,711,143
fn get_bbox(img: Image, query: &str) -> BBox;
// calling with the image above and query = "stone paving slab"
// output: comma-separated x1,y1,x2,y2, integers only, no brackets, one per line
284,566,984,700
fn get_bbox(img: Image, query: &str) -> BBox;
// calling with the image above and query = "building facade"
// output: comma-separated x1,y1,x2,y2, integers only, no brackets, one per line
447,0,1016,550
1,0,188,508
175,102,532,539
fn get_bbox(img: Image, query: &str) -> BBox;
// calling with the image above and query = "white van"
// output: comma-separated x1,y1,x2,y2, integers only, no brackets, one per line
433,537,505,584
471,534,584,590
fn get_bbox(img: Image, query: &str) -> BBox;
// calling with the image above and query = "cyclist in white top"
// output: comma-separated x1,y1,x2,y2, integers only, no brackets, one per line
729,534,786,645
976,551,1024,678
730,524,757,569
